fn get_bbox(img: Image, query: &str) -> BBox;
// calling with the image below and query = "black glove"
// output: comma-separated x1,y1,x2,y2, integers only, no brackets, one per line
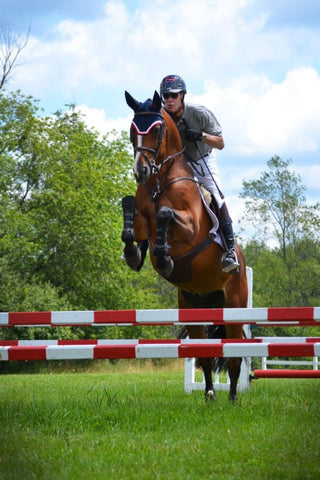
185,128,203,142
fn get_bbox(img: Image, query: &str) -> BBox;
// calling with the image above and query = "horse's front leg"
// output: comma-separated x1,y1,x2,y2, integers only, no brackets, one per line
121,196,148,271
153,206,174,278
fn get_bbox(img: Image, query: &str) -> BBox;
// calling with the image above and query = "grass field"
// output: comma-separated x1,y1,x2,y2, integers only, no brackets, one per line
0,364,319,480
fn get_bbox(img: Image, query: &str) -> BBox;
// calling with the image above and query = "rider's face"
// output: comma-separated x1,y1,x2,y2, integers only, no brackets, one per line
162,92,184,115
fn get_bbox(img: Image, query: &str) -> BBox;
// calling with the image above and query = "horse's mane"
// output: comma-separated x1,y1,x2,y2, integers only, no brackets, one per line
161,108,184,152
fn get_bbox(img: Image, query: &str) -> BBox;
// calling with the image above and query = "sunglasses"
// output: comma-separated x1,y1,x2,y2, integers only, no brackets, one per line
162,92,180,99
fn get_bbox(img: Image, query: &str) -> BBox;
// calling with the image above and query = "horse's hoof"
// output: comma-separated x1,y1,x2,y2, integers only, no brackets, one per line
157,257,174,278
228,394,238,402
124,250,142,271
205,390,217,401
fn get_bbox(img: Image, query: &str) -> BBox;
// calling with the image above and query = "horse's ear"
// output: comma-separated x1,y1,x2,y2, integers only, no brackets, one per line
152,91,162,111
125,91,140,112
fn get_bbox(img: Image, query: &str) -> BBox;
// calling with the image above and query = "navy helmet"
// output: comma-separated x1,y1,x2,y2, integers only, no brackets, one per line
160,75,187,95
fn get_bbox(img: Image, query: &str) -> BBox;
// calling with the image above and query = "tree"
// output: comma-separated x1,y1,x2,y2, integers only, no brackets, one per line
244,239,320,307
0,23,30,89
1,91,130,308
240,155,320,259
0,90,177,321
241,157,320,314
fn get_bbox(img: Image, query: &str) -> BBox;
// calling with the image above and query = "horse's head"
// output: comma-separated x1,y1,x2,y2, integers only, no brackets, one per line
125,90,165,183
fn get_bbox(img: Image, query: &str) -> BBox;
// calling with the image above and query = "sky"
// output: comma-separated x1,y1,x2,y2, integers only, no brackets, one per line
2,0,320,237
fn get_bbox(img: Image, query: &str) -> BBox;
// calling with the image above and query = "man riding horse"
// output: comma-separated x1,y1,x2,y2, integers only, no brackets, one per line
159,74,239,273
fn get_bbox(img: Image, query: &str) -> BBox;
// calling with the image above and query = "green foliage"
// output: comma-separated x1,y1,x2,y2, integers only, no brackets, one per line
0,90,177,327
240,155,320,258
240,154,320,321
244,239,320,308
241,156,320,338
244,238,320,341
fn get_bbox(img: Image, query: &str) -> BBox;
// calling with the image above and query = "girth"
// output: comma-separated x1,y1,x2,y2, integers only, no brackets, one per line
165,234,215,284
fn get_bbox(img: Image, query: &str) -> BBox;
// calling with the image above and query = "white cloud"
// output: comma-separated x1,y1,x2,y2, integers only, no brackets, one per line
76,104,131,135
244,68,320,154
9,0,263,98
190,67,320,157
11,1,320,108
6,0,319,204
296,164,320,192
80,66,320,164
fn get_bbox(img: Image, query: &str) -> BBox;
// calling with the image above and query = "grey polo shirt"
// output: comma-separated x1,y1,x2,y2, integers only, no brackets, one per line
176,102,223,162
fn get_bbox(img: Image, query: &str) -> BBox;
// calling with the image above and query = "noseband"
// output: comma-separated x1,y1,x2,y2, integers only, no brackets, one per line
131,111,185,175
131,111,166,174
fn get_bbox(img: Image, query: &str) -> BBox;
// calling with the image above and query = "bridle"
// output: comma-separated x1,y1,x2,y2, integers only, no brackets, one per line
131,111,185,176
131,110,196,207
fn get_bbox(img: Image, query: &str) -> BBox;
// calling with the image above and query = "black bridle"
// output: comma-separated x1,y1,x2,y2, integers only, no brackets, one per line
130,111,196,207
131,111,184,176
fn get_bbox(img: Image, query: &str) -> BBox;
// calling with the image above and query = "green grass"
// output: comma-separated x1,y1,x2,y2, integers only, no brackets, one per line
0,368,319,480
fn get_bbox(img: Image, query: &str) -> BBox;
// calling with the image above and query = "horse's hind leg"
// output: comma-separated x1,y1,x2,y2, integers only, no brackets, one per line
121,196,147,271
202,359,216,401
186,325,216,400
228,358,242,401
226,325,243,401
153,206,174,278
179,291,218,400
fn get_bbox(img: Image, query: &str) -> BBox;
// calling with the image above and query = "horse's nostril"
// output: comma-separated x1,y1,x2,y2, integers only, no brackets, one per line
134,163,150,183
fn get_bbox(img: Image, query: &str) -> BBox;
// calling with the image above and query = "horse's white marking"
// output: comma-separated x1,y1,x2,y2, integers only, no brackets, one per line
205,390,216,401
133,135,143,177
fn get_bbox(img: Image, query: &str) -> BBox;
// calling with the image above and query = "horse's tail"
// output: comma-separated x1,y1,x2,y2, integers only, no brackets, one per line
205,325,249,373
179,325,228,372
204,325,228,372
179,325,246,372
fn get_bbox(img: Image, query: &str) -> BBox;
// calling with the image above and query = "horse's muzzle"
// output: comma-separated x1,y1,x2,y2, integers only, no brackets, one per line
134,163,150,183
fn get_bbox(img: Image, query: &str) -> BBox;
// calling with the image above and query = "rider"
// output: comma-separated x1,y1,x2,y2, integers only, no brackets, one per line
159,74,239,273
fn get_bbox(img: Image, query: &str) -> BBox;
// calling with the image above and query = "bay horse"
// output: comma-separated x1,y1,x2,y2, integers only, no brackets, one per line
121,90,248,400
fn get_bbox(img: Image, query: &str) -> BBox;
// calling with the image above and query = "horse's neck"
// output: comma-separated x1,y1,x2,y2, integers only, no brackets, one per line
163,109,183,149
170,154,193,178
161,111,192,177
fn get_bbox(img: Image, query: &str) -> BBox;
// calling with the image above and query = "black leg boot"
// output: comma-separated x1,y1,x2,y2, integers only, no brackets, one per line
219,203,239,273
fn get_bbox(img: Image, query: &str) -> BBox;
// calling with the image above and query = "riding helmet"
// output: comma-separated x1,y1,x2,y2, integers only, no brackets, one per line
160,75,187,95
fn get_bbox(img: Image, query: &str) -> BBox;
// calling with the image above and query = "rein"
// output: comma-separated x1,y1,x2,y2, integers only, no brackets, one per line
136,146,185,177
132,110,187,201
143,149,193,205
152,176,197,202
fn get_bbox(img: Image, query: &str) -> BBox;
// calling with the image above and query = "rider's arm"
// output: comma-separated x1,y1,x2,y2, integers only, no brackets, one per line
202,132,224,150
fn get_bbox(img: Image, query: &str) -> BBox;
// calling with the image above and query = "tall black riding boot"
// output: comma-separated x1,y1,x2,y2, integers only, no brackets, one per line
219,203,239,273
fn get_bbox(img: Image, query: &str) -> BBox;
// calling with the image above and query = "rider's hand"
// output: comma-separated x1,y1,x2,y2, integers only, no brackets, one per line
185,128,203,142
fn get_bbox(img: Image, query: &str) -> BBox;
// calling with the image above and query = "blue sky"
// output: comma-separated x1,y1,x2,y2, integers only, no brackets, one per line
2,0,320,236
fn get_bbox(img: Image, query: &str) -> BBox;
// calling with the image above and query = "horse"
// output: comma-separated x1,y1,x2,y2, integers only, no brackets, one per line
121,90,248,400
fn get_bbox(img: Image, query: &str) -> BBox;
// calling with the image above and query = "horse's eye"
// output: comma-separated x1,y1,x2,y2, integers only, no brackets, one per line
152,125,161,138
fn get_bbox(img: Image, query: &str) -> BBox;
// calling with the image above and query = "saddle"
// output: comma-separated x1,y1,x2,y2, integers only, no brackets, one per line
165,185,224,284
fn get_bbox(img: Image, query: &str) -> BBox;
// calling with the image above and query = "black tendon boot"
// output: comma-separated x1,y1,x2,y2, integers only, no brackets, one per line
219,203,239,273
